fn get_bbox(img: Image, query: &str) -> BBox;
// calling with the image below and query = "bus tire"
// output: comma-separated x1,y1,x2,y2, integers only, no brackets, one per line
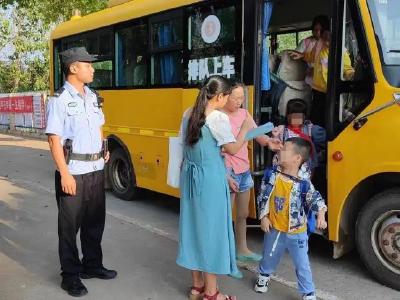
108,147,136,200
356,189,400,291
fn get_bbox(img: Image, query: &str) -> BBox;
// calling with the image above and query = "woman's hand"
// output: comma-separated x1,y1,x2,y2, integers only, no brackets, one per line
227,176,239,193
241,115,255,132
289,51,304,60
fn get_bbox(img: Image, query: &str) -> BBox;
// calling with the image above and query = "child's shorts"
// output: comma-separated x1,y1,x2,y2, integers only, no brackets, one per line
229,169,254,193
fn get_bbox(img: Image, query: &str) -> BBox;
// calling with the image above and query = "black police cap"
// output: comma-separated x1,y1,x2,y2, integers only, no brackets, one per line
59,47,97,66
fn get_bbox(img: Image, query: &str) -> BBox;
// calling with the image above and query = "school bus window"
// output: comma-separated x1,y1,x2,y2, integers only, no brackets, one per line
298,30,312,44
85,29,114,89
99,31,113,58
152,18,183,50
90,60,113,89
116,24,148,87
84,29,114,61
367,0,400,66
150,15,183,85
336,1,373,127
186,4,239,85
63,37,85,50
54,45,62,90
341,6,357,82
188,5,236,50
276,32,297,53
151,52,182,85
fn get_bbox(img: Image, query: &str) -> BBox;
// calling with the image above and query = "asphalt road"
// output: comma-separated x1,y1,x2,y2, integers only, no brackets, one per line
0,133,399,300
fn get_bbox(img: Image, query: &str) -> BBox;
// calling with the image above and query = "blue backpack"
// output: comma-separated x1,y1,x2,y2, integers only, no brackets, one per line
299,179,316,236
262,168,316,235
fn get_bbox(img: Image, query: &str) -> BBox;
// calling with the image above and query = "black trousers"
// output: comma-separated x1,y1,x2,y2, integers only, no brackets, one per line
311,89,327,127
55,170,106,279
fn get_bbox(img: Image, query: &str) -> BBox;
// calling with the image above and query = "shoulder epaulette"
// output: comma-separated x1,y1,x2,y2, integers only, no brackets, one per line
89,87,104,108
53,87,65,98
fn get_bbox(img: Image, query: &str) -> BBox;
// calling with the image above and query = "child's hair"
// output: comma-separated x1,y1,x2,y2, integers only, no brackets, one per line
285,137,311,164
286,98,307,116
231,81,246,90
186,75,232,146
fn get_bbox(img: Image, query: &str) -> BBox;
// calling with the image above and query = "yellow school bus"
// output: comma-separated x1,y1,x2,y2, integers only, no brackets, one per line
50,0,400,290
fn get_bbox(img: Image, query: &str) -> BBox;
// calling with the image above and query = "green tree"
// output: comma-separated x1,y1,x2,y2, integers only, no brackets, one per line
0,0,107,93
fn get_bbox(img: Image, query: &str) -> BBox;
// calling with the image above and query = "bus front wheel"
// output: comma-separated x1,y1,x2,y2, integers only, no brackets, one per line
356,189,400,291
108,147,136,200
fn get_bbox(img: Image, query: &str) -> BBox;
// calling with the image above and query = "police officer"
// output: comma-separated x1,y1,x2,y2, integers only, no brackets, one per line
46,47,117,297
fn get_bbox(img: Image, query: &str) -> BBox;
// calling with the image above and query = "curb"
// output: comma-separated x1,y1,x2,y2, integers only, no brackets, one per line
0,128,46,140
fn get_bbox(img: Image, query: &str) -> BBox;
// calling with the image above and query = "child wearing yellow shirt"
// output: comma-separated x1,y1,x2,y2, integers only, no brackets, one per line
254,137,327,300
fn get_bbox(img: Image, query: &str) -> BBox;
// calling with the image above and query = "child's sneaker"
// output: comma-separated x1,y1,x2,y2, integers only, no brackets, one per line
302,292,317,300
254,273,270,293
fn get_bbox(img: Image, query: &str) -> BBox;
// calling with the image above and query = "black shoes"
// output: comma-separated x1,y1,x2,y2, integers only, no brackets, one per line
80,267,118,280
61,278,88,297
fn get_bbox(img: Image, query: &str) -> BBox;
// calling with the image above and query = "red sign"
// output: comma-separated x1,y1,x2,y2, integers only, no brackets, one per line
0,98,10,112
0,96,33,113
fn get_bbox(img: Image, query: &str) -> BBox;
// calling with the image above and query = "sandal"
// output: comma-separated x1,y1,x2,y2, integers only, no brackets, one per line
189,286,205,300
203,291,237,300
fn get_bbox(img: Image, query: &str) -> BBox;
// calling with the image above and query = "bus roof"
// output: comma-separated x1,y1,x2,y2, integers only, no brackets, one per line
51,0,201,40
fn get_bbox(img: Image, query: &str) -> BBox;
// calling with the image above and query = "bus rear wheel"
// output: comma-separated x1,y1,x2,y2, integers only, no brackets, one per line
356,189,400,291
108,147,136,200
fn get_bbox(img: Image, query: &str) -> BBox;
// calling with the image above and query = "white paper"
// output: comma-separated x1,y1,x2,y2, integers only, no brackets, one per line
167,136,183,189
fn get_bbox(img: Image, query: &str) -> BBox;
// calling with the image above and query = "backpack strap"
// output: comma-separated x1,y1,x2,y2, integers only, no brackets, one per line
300,179,310,211
263,166,277,181
307,123,312,137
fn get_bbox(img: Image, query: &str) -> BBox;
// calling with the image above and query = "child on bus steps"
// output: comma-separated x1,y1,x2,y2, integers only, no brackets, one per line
272,98,326,181
254,137,327,300
222,82,283,278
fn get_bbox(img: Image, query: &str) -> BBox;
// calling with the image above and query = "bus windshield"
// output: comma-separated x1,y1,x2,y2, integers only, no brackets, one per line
368,0,400,66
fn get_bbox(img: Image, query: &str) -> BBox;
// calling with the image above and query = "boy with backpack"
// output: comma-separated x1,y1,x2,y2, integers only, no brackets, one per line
254,137,327,300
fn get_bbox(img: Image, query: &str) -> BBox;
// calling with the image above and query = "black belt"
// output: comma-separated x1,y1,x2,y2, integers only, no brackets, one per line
70,152,102,161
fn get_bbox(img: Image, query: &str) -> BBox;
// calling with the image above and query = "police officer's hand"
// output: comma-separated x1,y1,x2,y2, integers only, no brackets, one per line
104,151,110,163
61,173,77,196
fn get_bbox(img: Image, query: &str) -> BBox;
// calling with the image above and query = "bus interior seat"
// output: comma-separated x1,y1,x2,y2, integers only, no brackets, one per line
277,50,307,81
278,80,312,117
133,65,147,86
270,50,312,118
269,54,280,74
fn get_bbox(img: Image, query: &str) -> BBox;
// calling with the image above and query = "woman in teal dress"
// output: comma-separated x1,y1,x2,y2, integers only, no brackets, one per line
177,76,253,300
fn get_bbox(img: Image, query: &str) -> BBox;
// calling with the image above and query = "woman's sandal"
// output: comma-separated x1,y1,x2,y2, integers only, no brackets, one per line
189,286,205,300
203,291,237,300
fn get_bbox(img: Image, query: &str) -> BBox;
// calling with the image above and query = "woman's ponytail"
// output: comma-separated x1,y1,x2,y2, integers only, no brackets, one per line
185,75,232,146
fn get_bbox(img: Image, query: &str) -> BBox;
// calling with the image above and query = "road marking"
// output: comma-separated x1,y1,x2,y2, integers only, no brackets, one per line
107,210,173,240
